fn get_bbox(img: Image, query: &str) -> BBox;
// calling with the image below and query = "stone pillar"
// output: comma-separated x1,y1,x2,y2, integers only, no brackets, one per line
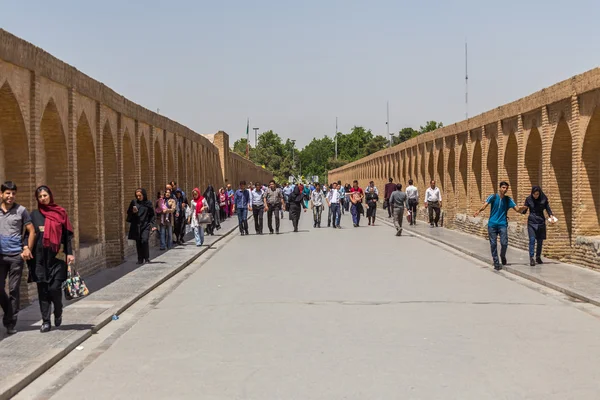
571,94,582,236
95,102,106,245
28,71,40,210
497,120,506,183
481,125,489,198
68,88,79,250
466,130,473,214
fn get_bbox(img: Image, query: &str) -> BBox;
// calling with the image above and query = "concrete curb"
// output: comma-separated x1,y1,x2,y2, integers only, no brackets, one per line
378,217,600,308
0,220,246,400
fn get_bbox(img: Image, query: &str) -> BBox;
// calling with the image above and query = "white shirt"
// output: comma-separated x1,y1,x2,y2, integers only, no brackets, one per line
311,190,325,207
366,185,379,195
406,185,419,200
250,189,264,206
327,189,341,204
425,187,442,202
187,198,209,227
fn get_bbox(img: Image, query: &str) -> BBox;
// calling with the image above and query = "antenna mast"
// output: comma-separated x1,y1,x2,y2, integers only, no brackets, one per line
465,41,469,119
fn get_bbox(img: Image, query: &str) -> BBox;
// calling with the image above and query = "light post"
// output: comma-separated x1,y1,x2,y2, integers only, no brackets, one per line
253,127,259,147
290,139,296,179
335,116,338,160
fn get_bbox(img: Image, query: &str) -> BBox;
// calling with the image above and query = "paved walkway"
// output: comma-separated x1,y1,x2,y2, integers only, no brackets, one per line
0,216,243,400
378,214,600,307
16,211,600,399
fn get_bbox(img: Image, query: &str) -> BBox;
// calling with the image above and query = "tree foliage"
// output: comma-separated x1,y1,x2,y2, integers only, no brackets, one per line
231,119,442,184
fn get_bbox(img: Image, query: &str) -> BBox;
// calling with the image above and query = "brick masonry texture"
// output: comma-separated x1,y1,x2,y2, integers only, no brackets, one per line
329,67,600,271
0,29,272,305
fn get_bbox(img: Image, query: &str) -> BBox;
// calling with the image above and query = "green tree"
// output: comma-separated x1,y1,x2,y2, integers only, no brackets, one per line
364,135,388,155
337,126,373,161
392,127,419,145
299,136,335,181
232,138,251,157
420,121,443,134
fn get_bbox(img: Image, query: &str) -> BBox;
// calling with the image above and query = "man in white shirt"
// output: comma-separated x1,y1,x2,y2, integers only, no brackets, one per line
405,179,419,226
310,183,325,228
249,182,265,234
326,182,342,229
424,180,442,227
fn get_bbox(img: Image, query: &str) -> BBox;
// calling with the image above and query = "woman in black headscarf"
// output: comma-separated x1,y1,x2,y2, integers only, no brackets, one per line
521,186,554,266
203,185,220,235
127,188,157,264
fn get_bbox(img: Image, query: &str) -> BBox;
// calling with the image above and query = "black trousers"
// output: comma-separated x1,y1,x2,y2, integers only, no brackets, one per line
428,203,441,225
0,254,24,327
36,280,63,324
267,204,281,232
289,203,302,231
408,199,418,225
136,239,150,262
173,214,186,240
252,205,264,234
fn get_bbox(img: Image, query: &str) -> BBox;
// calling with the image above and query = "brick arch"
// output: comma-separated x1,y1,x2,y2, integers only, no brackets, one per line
0,82,32,209
167,141,175,184
140,136,151,192
40,98,69,212
186,149,191,190
407,151,413,181
448,146,456,192
154,138,164,195
472,140,482,204
525,127,542,190
102,121,119,259
504,133,518,201
177,145,184,190
436,150,444,190
487,137,498,194
428,149,434,182
550,118,573,245
458,142,468,212
401,152,407,185
76,112,99,244
582,108,600,234
123,129,136,215
419,146,426,185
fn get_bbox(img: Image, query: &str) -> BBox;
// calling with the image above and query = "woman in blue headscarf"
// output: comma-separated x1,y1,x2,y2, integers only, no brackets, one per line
521,186,554,266
302,184,311,209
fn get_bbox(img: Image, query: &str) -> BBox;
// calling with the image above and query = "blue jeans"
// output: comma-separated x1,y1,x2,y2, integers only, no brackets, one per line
330,203,341,227
194,226,204,246
528,236,543,258
351,204,361,225
488,225,508,264
160,224,173,250
237,207,249,233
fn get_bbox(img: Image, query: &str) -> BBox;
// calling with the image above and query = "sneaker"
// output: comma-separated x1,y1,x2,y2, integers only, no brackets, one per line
6,325,17,335
493,263,502,271
276,230,280,234
55,315,62,327
530,258,536,267
395,230,401,236
430,223,434,227
40,322,51,333
536,257,543,264
501,257,507,266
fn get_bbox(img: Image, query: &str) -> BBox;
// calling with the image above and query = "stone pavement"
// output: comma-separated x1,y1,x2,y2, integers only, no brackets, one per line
379,214,600,307
0,215,245,400
21,211,600,399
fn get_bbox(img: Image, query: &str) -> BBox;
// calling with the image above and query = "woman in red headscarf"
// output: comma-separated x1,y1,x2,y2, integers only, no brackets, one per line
186,188,208,246
25,186,74,333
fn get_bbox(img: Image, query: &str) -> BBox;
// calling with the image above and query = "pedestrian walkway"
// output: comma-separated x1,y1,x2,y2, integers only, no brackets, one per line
22,211,600,399
380,215,600,307
0,216,244,400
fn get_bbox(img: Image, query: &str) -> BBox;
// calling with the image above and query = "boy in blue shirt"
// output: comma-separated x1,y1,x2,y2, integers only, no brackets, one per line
474,181,525,270
232,181,251,236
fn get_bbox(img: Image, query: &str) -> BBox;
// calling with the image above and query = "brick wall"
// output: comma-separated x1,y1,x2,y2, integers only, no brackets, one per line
330,66,600,271
0,29,273,306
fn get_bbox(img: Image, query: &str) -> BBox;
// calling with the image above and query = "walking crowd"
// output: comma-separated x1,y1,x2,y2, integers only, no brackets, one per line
0,171,556,336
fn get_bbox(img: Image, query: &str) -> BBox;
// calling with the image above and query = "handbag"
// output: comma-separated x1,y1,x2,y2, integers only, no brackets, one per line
64,263,90,300
197,212,213,224
383,199,389,210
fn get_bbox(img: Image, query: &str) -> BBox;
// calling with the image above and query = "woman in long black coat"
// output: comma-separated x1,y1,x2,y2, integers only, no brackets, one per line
203,185,220,235
127,188,156,264
26,186,74,333
521,186,554,266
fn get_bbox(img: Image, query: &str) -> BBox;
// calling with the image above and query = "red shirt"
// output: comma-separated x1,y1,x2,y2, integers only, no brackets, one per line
350,187,363,194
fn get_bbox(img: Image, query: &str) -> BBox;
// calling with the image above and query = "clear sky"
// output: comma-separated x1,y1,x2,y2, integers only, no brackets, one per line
2,0,599,147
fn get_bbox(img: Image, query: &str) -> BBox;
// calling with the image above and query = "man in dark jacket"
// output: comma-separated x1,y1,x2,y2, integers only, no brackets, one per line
288,183,307,232
384,177,396,218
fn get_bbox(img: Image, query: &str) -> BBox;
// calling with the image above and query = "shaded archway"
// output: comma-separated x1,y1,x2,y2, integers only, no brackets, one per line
76,112,99,244
401,152,407,185
448,147,456,191
504,133,518,201
407,150,413,181
0,82,32,209
582,108,600,234
140,137,151,191
525,127,542,189
436,150,444,190
471,140,482,205
167,142,175,184
458,143,468,211
154,140,164,195
102,121,119,258
419,146,426,185
40,99,69,211
487,137,498,194
428,149,434,182
123,129,136,217
550,118,573,244
178,146,184,190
